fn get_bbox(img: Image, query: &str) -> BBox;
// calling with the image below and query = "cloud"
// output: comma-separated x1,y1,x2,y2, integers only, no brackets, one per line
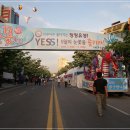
121,3,130,9
98,10,118,20
97,10,120,28
35,16,58,28
20,15,57,28
20,15,58,29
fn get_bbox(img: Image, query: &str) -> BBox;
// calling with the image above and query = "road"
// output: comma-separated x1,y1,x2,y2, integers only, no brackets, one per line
0,81,130,129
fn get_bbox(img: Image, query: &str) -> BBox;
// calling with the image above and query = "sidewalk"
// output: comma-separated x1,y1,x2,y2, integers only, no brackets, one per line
0,82,33,91
0,83,17,91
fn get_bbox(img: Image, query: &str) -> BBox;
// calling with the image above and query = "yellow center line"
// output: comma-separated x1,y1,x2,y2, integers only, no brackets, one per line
46,83,53,130
54,84,64,130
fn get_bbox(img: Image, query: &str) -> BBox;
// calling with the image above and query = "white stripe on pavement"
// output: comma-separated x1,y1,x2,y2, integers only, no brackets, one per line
0,102,4,106
78,90,130,116
80,91,88,95
107,104,130,116
19,91,27,96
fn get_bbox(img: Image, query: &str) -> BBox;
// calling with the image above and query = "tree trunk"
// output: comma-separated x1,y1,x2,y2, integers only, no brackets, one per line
0,73,2,87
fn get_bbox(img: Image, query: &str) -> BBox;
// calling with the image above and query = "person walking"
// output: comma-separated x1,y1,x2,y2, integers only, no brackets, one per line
35,76,38,85
64,77,68,88
93,72,108,117
25,75,29,86
41,77,45,87
38,77,41,86
57,77,60,87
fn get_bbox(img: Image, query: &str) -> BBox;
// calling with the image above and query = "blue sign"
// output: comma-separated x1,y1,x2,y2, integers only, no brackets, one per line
82,78,128,92
82,80,93,91
105,78,128,92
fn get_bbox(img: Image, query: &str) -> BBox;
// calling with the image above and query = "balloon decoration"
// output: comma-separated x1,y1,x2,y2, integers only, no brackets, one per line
17,5,38,12
18,5,22,10
17,5,38,24
24,16,31,24
32,7,37,12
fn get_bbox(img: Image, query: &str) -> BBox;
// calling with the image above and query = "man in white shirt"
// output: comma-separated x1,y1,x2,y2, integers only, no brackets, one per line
64,77,68,88
57,77,60,87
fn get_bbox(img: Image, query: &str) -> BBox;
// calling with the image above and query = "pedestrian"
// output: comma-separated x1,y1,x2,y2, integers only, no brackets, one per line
15,76,19,85
25,75,29,86
64,77,68,88
44,78,47,87
38,77,41,86
41,77,45,86
57,77,60,87
68,79,71,87
35,76,38,85
93,72,108,117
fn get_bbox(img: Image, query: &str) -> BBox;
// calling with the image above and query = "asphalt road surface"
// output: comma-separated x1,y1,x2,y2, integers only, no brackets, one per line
0,81,130,130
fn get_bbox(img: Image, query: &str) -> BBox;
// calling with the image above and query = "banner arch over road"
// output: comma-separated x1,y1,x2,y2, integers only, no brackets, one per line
0,23,123,50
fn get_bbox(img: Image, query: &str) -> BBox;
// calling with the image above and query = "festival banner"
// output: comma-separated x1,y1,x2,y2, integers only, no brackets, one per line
0,23,123,50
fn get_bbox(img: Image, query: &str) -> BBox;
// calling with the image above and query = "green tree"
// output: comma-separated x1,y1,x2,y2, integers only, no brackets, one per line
72,51,99,67
0,50,51,86
0,50,23,86
57,51,99,76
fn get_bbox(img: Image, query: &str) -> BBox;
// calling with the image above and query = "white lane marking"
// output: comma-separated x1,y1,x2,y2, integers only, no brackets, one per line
80,91,88,95
79,91,130,116
72,87,77,89
78,89,130,116
0,102,4,106
19,91,27,96
107,104,130,116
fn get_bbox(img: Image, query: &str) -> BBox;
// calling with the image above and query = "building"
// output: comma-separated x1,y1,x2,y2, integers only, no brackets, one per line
103,19,130,38
58,57,69,71
0,4,19,24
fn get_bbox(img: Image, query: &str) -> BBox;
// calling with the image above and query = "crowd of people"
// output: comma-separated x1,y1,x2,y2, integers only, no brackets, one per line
15,75,49,87
31,76,49,86
15,74,71,88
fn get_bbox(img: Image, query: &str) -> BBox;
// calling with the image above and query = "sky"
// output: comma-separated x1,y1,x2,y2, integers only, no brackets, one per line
1,0,130,73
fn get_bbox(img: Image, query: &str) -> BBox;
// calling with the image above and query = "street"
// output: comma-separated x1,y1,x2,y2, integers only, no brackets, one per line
0,81,130,129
